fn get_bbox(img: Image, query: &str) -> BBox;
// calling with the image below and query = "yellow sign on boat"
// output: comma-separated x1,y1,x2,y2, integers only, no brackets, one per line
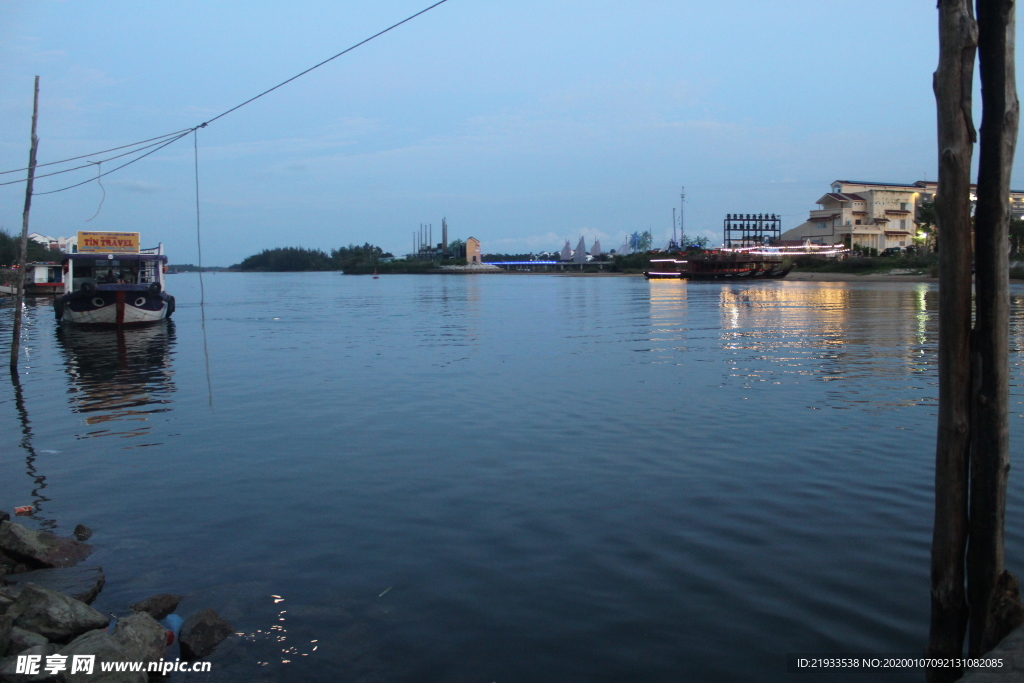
77,231,140,254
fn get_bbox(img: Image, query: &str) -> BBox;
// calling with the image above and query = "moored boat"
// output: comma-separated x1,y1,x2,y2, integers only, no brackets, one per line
54,231,175,326
644,251,793,280
23,262,65,296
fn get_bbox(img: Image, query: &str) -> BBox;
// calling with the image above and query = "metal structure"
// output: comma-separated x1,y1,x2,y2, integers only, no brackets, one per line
723,213,781,248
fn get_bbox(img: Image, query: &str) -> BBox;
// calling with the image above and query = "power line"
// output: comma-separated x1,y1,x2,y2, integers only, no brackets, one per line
200,0,451,129
33,131,192,195
2,0,451,194
0,133,195,187
0,129,190,176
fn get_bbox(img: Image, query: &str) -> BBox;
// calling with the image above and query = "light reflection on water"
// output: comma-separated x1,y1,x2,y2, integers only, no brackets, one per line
2,275,1024,683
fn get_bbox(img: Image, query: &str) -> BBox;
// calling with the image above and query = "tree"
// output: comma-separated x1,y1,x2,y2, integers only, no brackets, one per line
917,200,939,251
1009,218,1024,256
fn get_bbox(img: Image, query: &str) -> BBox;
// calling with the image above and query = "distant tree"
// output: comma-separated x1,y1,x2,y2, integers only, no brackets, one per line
330,243,385,272
233,247,333,271
0,229,58,267
916,200,938,251
1010,218,1024,256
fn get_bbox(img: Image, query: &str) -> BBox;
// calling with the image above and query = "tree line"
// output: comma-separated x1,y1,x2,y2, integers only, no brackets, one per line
0,230,60,267
232,244,433,274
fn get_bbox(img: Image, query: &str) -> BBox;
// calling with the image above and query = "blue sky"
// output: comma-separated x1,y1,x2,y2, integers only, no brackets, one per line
0,1,1018,265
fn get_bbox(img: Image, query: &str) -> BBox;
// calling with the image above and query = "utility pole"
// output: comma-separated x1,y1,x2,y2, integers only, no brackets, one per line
10,76,40,371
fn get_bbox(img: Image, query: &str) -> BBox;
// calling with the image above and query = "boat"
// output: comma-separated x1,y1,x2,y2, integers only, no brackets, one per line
23,262,65,296
644,250,793,280
53,231,175,326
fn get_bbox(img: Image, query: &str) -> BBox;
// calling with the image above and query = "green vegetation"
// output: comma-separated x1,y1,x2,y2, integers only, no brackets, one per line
233,247,334,271
231,244,435,274
792,253,937,274
0,230,59,267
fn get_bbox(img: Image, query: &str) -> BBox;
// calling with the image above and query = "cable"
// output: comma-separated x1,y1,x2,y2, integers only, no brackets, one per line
11,0,451,196
33,132,192,196
84,161,105,221
0,129,191,176
199,0,450,128
0,133,194,187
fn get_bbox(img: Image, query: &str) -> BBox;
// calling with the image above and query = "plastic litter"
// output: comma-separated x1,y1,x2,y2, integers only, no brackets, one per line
160,614,184,645
14,506,33,515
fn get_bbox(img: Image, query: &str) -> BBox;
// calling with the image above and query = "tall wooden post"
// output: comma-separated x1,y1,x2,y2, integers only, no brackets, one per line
968,0,1021,655
928,1,976,678
9,76,40,371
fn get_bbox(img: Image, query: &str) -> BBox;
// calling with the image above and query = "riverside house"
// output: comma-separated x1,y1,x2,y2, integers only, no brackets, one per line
780,179,1024,250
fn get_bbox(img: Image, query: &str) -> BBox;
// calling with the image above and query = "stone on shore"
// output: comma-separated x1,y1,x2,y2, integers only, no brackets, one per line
128,593,180,620
112,612,165,665
72,525,92,542
0,615,10,658
0,513,8,524
179,608,233,660
8,583,108,643
7,626,47,655
0,643,61,683
0,521,93,569
60,630,146,683
3,567,105,605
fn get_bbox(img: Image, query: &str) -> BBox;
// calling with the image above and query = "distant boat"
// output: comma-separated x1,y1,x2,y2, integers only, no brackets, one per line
54,232,175,325
645,251,793,280
22,262,65,296
373,269,379,279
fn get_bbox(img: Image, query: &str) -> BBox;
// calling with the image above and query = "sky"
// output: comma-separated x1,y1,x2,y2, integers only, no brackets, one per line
0,1,1020,266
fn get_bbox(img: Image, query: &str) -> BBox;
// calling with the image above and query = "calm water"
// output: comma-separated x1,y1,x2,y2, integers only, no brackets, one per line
3,273,1024,682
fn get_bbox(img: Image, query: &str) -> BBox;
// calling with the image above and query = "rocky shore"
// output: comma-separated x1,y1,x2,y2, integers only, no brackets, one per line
0,512,232,682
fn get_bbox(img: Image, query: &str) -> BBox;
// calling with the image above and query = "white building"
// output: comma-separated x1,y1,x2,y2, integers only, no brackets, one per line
28,233,75,252
781,180,925,251
781,179,1024,251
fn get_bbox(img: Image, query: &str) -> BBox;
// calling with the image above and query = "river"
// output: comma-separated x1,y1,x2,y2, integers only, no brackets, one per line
2,273,1024,682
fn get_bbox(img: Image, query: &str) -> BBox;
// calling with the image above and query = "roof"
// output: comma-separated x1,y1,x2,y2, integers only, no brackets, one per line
809,213,839,221
818,192,865,204
836,180,921,190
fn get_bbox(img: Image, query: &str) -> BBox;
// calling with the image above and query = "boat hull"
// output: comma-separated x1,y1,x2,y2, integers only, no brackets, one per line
644,265,793,280
55,288,175,326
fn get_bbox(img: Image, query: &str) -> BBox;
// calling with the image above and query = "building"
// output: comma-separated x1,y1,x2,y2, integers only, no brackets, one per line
465,237,481,264
28,233,75,252
781,179,1024,250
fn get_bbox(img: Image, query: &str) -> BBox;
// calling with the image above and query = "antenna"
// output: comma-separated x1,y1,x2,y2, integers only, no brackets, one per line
672,208,677,246
680,186,686,240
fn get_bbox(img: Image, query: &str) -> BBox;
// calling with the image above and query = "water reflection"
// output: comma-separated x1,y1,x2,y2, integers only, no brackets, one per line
8,369,56,531
55,321,176,446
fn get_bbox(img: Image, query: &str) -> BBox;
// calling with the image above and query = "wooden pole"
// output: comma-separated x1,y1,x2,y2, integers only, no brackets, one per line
928,2,976,678
9,76,40,371
968,0,1022,655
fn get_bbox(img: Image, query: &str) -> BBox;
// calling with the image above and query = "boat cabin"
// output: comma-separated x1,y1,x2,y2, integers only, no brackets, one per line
63,248,167,294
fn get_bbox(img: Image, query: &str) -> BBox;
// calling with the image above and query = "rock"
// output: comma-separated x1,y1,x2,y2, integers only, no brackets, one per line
72,525,92,542
0,615,10,657
0,643,61,683
3,567,105,605
112,612,165,665
8,584,109,643
0,521,93,569
0,551,28,576
8,626,47,654
128,593,180,620
179,608,232,660
0,514,7,524
60,630,146,683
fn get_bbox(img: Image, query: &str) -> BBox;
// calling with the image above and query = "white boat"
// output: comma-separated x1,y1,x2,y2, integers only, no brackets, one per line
54,233,175,326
